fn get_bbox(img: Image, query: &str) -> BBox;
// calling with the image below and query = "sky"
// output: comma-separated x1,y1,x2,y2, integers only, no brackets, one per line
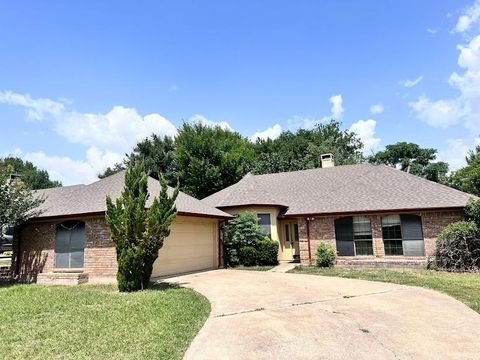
1,0,480,185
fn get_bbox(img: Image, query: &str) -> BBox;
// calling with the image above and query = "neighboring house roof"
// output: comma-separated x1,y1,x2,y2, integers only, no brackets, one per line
202,164,474,217
35,171,231,219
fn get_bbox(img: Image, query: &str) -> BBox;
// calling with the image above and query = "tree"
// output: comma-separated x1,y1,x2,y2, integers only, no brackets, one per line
253,120,364,174
174,122,255,199
447,145,480,196
0,157,61,189
0,166,44,235
105,161,179,292
369,142,449,182
98,163,125,179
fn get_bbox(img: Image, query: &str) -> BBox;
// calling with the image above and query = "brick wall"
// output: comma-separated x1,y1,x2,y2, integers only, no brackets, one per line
298,209,464,265
13,216,117,282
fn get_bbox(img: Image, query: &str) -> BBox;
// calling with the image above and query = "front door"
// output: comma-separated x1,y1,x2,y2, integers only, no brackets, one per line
282,221,300,260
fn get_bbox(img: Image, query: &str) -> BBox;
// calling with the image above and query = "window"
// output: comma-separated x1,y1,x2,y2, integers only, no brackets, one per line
257,214,271,237
55,221,85,268
335,216,373,256
284,224,290,242
381,215,424,256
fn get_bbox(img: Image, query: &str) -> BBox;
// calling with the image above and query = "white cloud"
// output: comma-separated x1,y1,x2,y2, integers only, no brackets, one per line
454,0,480,33
399,76,424,88
0,90,66,120
438,137,480,171
250,124,282,142
410,34,480,130
349,119,381,154
427,28,438,34
287,94,344,130
370,104,384,114
188,114,233,131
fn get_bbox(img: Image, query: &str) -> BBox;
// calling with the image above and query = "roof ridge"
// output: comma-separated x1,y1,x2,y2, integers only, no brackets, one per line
250,163,373,178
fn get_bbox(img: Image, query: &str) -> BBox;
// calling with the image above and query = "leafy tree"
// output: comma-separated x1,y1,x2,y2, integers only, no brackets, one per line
447,145,480,196
105,161,179,292
174,122,255,199
98,163,126,179
369,142,449,182
0,166,44,235
0,157,61,189
253,120,364,174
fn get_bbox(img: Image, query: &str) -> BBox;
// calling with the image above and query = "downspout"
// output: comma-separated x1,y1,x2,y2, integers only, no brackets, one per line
14,226,21,277
306,218,312,264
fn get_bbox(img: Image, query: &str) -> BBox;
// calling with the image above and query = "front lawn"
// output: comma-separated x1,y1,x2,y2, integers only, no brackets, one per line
289,266,480,313
0,283,210,359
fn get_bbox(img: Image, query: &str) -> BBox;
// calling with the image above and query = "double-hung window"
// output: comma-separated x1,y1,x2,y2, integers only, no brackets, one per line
257,213,271,237
335,216,373,256
381,215,424,256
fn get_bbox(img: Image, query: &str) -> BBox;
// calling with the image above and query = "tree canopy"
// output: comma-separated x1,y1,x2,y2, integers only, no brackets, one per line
447,145,480,196
0,157,61,189
0,165,44,233
252,120,364,174
369,142,449,182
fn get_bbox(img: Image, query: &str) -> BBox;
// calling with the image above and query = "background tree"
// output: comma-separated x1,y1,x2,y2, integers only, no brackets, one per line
174,122,255,199
369,142,449,182
253,120,364,174
0,157,61,189
447,145,480,196
0,165,44,234
105,161,178,292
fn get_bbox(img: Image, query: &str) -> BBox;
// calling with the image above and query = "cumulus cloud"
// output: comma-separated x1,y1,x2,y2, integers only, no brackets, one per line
349,119,381,154
410,33,480,130
399,76,423,88
454,0,480,33
188,114,233,131
250,124,282,142
438,137,480,171
0,90,66,120
288,94,344,130
370,104,384,114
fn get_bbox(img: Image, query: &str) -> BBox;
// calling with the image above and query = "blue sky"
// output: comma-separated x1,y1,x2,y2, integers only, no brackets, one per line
1,0,480,185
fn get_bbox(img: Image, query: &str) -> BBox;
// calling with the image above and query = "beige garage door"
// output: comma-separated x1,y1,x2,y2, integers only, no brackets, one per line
152,217,218,278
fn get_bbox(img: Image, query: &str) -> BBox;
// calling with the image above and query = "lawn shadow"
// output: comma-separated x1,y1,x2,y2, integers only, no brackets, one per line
149,282,182,291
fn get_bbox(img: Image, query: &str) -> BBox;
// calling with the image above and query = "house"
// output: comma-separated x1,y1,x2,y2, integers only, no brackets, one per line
11,171,231,285
11,156,474,285
202,155,473,267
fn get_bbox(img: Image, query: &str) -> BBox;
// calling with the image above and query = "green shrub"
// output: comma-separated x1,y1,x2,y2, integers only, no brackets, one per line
315,243,336,267
239,246,258,266
223,212,267,267
465,198,480,227
256,239,279,266
435,221,480,271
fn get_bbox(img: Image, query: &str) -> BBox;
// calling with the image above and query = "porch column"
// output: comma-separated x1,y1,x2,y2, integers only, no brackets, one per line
371,215,385,257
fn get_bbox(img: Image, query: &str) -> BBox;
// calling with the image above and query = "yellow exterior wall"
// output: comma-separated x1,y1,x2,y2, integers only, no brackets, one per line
221,206,293,261
152,215,219,278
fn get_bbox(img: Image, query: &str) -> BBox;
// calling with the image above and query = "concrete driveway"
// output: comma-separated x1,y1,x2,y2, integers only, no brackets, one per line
162,269,480,360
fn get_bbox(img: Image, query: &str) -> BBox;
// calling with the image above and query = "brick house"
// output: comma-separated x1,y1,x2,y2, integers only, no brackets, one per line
12,172,231,284
202,157,473,267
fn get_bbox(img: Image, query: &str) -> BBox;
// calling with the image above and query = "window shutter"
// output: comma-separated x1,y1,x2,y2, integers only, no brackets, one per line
335,217,354,256
400,215,425,256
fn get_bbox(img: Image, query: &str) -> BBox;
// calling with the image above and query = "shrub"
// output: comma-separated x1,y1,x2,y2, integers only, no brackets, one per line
223,212,266,267
256,239,279,266
465,198,480,227
315,243,336,267
239,246,258,266
435,221,480,271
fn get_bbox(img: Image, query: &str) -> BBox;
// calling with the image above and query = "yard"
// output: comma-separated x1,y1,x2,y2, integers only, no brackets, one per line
289,266,480,313
0,283,210,359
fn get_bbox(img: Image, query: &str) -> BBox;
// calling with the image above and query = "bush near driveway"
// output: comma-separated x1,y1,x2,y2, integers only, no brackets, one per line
0,284,210,359
315,243,336,267
289,266,480,313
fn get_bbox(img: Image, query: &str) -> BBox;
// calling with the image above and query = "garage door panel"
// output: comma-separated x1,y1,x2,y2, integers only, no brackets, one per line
152,219,217,277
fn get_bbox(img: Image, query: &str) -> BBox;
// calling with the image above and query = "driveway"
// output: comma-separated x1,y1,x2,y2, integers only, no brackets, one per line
162,269,480,360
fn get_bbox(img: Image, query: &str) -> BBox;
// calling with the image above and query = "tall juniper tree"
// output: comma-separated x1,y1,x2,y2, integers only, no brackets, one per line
105,161,178,292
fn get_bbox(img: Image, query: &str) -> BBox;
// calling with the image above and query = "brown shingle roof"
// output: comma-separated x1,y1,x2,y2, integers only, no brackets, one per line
202,164,474,216
35,171,231,219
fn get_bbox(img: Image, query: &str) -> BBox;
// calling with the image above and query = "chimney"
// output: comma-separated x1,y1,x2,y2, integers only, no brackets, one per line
320,153,334,168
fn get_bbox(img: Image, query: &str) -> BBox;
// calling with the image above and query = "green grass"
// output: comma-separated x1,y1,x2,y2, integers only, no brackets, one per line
289,266,480,313
230,265,275,271
0,283,210,359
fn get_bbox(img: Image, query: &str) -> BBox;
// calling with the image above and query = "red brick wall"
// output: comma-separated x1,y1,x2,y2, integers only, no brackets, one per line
13,217,117,282
297,210,464,265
